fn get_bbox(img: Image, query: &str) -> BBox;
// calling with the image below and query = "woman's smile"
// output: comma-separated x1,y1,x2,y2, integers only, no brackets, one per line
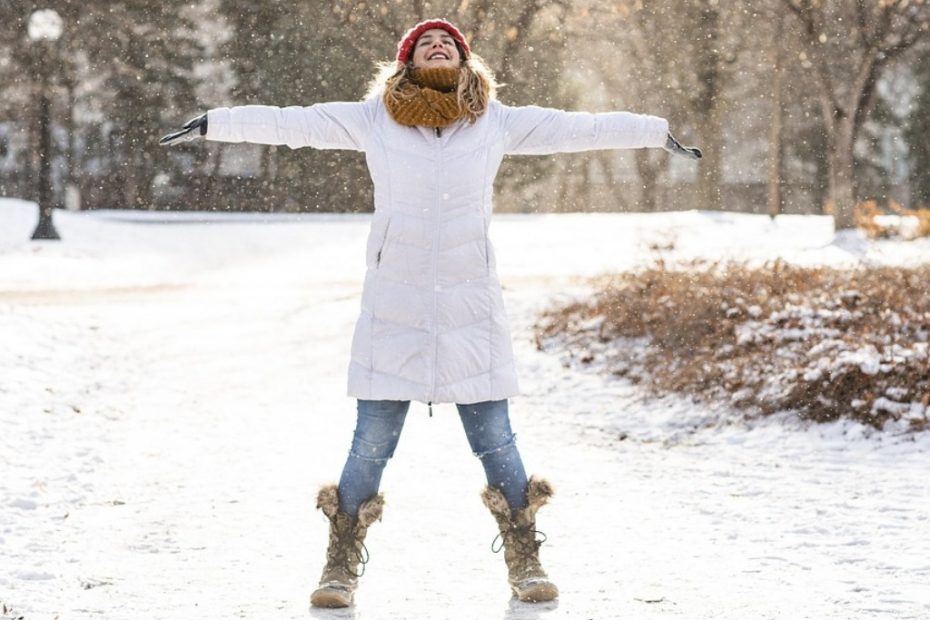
412,28,461,69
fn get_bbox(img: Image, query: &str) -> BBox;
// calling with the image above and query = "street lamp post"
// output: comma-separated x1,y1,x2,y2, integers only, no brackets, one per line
28,9,63,241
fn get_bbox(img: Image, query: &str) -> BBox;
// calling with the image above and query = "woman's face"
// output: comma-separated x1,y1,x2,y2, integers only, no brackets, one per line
411,28,462,69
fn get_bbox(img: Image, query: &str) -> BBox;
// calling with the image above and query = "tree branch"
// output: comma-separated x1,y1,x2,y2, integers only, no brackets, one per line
497,0,546,87
782,0,843,129
850,49,882,138
465,0,495,49
854,0,871,49
880,4,930,60
782,0,806,20
870,4,893,50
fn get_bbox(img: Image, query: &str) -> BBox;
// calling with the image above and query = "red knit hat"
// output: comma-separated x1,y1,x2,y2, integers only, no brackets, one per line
396,19,471,66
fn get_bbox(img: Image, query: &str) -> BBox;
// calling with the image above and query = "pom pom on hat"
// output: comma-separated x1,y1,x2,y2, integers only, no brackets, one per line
396,19,471,66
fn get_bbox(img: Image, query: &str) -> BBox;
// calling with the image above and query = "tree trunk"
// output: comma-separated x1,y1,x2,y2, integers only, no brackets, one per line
635,151,661,212
580,155,592,211
495,0,544,91
63,76,76,191
828,121,857,229
556,163,571,213
698,105,724,212
595,152,631,212
124,121,152,209
767,10,785,219
695,2,724,212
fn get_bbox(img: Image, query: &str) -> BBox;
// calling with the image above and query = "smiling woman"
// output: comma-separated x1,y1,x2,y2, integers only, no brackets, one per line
376,20,493,129
159,15,701,610
412,29,462,67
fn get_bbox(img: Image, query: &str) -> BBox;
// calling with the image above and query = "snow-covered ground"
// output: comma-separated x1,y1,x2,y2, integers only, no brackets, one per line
2,198,929,620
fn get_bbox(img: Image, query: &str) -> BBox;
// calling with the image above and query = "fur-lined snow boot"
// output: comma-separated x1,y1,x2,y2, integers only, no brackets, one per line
309,485,384,608
481,476,559,602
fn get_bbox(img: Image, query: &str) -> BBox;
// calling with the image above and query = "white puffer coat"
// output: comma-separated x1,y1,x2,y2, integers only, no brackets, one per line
206,96,668,404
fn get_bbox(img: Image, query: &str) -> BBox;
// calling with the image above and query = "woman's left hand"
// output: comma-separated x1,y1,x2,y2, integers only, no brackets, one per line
664,133,702,160
159,114,208,146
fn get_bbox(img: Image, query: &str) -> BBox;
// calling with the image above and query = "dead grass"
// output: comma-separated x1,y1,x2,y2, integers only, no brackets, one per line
536,261,930,431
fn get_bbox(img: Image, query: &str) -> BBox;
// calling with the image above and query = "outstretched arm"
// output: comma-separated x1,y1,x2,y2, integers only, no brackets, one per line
499,103,668,155
159,99,376,151
499,103,702,160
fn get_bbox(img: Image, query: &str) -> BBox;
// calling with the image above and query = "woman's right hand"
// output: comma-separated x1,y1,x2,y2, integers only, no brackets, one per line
159,114,208,146
663,132,702,160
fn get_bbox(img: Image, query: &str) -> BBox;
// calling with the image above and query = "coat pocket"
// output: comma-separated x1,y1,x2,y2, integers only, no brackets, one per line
482,214,492,274
376,217,392,269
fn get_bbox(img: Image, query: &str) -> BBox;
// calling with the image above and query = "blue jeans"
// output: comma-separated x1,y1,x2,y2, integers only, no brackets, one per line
337,399,529,516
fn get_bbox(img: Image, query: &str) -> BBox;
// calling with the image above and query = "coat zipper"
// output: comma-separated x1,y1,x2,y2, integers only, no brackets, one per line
429,126,443,404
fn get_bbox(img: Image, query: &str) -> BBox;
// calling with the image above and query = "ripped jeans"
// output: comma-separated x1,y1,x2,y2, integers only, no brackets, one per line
337,399,529,516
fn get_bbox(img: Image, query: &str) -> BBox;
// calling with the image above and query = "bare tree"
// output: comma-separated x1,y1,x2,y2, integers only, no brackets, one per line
909,39,930,208
690,1,728,212
782,0,930,228
594,1,749,213
591,2,678,212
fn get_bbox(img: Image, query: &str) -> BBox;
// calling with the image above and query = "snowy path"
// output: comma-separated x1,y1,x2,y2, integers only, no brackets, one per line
2,205,929,619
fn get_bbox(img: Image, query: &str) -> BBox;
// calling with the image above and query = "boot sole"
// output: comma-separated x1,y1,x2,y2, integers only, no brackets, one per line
514,580,559,603
310,587,354,608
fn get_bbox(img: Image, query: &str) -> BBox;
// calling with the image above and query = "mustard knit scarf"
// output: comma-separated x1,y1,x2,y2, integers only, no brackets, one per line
384,67,464,129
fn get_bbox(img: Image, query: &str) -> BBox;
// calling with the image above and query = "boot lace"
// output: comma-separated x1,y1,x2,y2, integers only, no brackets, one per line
327,518,370,578
491,525,548,565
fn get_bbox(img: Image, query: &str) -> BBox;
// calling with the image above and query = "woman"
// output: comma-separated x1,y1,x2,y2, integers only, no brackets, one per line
161,18,700,608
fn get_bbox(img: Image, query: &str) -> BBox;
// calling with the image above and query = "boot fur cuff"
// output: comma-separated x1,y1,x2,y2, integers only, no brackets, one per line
316,484,385,526
481,476,554,524
526,476,554,510
481,484,511,520
520,476,554,526
316,484,340,519
357,493,385,527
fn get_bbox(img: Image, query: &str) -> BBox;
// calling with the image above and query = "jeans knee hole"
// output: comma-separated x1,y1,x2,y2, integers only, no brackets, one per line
348,451,391,464
474,435,517,460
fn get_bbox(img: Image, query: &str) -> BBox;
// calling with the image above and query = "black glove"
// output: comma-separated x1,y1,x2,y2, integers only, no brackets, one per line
159,113,208,146
663,132,702,160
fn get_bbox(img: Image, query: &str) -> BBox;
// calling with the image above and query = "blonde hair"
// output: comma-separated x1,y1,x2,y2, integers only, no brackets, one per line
368,54,499,124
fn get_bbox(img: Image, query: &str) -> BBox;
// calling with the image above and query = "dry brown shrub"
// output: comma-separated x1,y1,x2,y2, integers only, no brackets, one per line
854,200,889,238
536,262,930,431
856,200,930,239
887,200,930,238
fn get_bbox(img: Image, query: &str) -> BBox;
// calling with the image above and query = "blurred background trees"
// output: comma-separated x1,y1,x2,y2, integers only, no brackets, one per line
781,0,930,228
0,0,927,228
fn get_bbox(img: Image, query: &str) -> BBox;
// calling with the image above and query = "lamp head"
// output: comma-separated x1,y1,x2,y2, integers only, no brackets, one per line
28,10,63,42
